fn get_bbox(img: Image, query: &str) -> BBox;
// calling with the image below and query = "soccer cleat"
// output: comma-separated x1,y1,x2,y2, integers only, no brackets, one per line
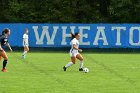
63,66,67,71
79,68,83,71
22,55,25,59
2,68,7,72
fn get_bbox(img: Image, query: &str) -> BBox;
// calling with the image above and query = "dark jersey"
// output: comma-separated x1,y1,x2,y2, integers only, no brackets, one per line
0,35,8,46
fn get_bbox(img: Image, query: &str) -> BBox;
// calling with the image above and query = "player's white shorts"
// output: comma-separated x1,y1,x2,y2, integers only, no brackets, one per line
69,49,79,57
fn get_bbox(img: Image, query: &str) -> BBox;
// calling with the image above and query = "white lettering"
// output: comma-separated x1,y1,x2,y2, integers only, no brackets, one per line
129,27,140,46
93,26,108,45
32,26,58,45
79,26,90,45
112,27,126,45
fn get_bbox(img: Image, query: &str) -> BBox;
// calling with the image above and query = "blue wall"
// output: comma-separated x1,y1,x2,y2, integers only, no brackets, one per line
0,23,140,48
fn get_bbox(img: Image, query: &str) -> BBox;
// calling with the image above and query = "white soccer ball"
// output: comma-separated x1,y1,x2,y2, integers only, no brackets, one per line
83,68,89,73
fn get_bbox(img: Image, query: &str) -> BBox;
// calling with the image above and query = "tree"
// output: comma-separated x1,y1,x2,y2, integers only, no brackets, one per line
0,0,140,23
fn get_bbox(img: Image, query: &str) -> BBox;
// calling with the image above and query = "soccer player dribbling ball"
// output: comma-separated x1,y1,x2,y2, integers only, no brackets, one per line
0,28,12,72
63,32,84,71
22,28,29,59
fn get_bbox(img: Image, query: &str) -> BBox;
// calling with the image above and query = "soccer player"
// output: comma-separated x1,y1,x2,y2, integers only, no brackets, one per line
0,28,12,72
22,28,29,59
63,32,84,71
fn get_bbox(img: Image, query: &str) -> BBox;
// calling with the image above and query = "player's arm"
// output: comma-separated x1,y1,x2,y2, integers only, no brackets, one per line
23,38,26,45
0,43,3,51
6,42,12,52
73,44,82,52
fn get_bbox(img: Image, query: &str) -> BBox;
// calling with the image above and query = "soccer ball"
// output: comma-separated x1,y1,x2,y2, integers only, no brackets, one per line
83,68,89,73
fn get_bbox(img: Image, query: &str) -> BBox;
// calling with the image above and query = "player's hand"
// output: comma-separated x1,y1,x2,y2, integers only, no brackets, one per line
79,49,83,52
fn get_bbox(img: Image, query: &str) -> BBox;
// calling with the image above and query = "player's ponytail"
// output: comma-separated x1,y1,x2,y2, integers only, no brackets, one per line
2,28,10,35
70,32,79,40
71,32,75,40
2,30,5,35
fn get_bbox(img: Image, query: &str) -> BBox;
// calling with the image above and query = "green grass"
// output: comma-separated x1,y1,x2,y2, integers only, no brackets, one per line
0,52,140,93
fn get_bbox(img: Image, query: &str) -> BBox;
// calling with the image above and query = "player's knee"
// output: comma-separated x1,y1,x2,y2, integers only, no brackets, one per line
25,48,29,52
4,58,8,61
4,57,8,60
80,58,83,61
4,59,8,62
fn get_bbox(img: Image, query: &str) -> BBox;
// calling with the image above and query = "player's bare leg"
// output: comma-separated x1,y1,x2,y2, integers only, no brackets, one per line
0,56,2,61
76,54,84,71
22,46,29,59
0,50,8,72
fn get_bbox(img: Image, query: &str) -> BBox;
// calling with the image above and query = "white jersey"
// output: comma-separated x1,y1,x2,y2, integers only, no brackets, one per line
70,38,79,57
23,33,29,46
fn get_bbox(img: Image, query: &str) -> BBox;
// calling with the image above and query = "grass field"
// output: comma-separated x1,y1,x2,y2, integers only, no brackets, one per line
0,52,140,93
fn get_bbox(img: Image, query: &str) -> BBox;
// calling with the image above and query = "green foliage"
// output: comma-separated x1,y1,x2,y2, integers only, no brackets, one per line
0,0,139,23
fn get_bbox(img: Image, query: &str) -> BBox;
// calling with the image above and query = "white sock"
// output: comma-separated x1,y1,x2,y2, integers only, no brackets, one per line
80,61,84,68
22,51,27,56
65,62,73,68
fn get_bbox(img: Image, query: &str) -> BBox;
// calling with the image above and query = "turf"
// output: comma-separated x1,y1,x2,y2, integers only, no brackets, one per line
0,52,139,93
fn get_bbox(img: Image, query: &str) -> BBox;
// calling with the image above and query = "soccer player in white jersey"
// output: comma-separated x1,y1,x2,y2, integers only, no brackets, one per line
22,28,29,59
63,32,84,71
